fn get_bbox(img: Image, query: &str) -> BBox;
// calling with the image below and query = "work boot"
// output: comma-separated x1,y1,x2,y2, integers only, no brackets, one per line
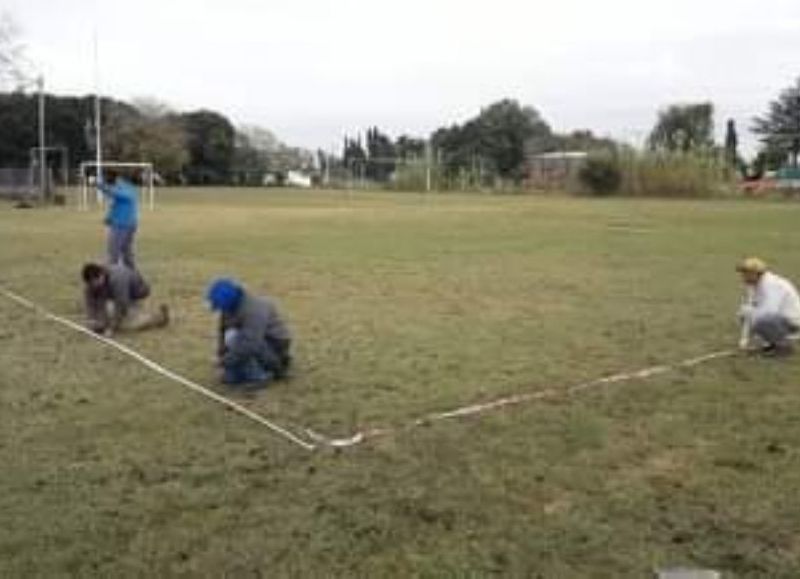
761,342,794,357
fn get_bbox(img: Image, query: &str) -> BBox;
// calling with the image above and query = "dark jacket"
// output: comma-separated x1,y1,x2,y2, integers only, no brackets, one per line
85,264,150,330
218,292,290,367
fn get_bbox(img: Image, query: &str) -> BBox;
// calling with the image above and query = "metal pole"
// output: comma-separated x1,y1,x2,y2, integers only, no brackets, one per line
94,29,103,204
38,76,46,201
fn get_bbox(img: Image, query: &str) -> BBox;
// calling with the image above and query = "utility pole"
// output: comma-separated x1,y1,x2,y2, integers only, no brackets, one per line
37,75,46,200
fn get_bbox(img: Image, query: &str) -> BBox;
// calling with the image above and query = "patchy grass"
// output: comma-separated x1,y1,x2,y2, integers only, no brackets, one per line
1,188,799,576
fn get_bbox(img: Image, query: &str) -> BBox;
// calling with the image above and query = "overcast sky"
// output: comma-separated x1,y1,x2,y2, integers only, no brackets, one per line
4,0,800,156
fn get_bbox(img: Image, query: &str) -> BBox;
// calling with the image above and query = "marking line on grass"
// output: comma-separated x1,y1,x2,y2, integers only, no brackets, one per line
1,286,737,451
0,286,317,452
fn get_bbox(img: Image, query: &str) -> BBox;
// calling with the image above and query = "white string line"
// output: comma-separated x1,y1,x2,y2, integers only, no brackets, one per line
0,285,740,451
0,287,317,452
306,349,737,447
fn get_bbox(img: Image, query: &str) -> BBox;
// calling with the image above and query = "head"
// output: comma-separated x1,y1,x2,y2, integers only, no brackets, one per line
207,278,244,313
81,262,108,290
103,169,119,184
736,257,767,285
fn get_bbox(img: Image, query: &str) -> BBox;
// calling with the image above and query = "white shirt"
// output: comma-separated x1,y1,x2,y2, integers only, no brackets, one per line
742,271,800,327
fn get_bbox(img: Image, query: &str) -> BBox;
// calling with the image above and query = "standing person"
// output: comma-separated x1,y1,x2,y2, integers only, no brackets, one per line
736,257,800,356
206,278,292,389
82,262,169,336
98,169,139,269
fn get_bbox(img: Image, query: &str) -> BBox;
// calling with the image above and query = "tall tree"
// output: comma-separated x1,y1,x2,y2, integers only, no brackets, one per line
365,127,395,181
104,104,189,182
753,77,800,168
432,99,551,182
648,103,715,153
180,110,236,184
342,135,366,174
724,119,738,166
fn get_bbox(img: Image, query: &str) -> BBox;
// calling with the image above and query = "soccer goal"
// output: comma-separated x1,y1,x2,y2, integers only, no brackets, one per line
78,161,156,211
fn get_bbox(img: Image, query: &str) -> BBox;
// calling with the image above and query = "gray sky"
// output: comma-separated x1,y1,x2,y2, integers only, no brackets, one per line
4,0,800,156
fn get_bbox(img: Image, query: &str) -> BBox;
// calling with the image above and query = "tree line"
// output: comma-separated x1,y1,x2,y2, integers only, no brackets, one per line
0,92,313,185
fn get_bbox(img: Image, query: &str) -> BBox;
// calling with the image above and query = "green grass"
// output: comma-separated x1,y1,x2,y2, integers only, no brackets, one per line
1,188,799,576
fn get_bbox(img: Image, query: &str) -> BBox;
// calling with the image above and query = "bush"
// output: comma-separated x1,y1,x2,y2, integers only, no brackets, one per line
578,154,622,196
621,151,733,198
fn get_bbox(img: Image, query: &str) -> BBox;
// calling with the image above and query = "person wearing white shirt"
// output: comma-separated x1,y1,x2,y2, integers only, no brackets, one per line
736,257,800,356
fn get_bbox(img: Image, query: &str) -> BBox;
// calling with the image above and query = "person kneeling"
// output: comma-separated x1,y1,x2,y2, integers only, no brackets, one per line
736,257,800,356
207,278,292,390
82,262,169,336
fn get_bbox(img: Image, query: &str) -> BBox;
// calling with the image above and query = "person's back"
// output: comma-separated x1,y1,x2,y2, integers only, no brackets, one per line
229,292,291,342
106,263,150,306
750,271,800,326
103,177,138,229
82,262,167,335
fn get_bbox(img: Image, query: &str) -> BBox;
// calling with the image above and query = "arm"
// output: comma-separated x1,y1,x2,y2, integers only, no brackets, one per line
217,315,227,360
84,287,109,333
96,179,115,198
221,314,273,368
751,282,784,319
738,286,755,349
97,181,133,201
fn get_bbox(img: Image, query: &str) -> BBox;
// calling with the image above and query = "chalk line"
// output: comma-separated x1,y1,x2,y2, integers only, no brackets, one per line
1,285,740,451
308,349,737,446
0,286,317,451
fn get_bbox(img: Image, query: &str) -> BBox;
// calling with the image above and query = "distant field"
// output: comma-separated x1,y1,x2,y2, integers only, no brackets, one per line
1,188,799,576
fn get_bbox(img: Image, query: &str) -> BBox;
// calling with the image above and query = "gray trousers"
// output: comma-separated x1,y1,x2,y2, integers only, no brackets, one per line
108,226,137,269
752,313,799,346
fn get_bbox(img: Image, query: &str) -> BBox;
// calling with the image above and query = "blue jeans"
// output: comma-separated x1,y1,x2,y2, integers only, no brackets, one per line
752,313,799,346
108,226,137,269
221,329,272,388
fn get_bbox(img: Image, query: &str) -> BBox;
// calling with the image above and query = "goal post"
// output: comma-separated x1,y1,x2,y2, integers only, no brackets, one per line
79,161,156,211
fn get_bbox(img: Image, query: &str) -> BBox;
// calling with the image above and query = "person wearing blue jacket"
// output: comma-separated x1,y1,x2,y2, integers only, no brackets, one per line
98,169,139,269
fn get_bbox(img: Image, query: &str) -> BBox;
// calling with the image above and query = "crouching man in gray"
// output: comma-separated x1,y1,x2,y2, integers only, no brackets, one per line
206,278,292,390
82,262,169,336
736,257,800,356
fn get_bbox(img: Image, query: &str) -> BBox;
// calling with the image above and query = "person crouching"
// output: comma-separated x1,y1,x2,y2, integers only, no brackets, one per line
82,262,169,336
207,278,292,389
736,257,800,356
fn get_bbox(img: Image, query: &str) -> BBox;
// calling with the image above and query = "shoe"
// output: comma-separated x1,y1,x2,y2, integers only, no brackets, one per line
275,358,292,381
242,372,274,392
761,342,794,357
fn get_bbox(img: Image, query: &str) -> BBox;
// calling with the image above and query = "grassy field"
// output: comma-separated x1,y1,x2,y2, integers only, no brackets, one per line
1,188,799,576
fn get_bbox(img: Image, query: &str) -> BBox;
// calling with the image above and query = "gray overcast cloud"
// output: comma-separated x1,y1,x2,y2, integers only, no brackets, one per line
4,0,800,155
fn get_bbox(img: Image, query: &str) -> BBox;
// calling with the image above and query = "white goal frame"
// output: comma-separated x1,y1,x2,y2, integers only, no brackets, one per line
79,161,156,211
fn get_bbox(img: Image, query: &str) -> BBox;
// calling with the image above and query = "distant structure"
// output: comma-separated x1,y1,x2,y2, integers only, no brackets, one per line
526,151,587,189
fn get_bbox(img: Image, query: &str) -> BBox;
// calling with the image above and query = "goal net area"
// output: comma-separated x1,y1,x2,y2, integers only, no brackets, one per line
79,161,156,211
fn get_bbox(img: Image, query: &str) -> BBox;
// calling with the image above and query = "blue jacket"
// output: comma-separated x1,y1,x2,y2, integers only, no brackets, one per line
100,178,138,229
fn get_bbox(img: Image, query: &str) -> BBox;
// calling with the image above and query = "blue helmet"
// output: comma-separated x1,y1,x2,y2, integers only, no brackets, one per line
207,278,243,312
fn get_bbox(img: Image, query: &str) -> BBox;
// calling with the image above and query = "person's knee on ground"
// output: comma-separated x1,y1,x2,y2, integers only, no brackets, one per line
117,302,170,332
221,329,272,387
